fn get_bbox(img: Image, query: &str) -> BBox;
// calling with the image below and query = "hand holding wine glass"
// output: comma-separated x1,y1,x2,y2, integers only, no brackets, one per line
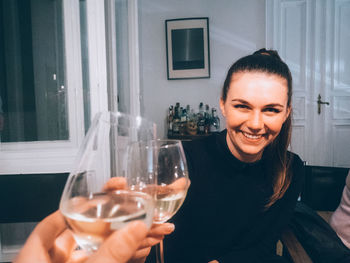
59,111,156,253
14,210,150,263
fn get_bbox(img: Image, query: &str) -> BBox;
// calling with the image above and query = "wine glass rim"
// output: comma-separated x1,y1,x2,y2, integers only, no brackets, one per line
129,139,183,147
96,111,156,128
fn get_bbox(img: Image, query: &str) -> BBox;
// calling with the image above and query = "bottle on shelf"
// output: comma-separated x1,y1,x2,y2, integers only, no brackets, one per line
167,102,219,138
172,103,180,134
186,104,190,114
197,102,205,134
210,107,220,132
167,105,174,136
204,104,210,134
179,107,186,135
186,108,197,135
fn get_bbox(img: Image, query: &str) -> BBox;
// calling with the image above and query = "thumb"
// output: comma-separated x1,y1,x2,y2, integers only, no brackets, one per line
86,221,148,263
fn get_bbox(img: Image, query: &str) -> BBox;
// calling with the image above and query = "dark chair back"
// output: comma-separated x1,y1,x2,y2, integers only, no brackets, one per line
302,165,349,211
0,173,68,223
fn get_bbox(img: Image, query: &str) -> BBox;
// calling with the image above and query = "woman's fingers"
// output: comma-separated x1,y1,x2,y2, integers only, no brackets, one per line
127,247,151,263
148,223,175,237
34,211,68,250
169,177,190,191
66,250,89,263
135,223,175,249
50,229,77,263
137,236,164,249
14,211,69,263
129,223,176,262
157,178,190,197
86,221,148,263
103,177,127,191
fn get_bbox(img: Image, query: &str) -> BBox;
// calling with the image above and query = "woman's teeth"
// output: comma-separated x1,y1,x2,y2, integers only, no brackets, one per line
242,132,262,139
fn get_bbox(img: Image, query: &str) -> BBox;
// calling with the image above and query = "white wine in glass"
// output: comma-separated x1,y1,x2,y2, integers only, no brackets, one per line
59,111,157,252
61,189,153,251
127,139,190,263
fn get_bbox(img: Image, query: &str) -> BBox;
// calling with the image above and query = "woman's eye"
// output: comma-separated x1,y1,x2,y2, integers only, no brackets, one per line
264,108,281,113
234,104,249,109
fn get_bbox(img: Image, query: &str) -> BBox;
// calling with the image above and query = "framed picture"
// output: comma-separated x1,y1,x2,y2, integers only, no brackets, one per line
165,17,210,80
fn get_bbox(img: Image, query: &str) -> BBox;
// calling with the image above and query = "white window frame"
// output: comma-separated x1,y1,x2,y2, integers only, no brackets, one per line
128,0,141,116
0,0,127,175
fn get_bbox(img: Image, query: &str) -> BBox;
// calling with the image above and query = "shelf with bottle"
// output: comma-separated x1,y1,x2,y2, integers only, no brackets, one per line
167,102,220,140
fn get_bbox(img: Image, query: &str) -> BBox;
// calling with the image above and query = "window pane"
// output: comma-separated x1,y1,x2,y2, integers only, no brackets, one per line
115,0,130,114
0,0,68,143
79,0,91,132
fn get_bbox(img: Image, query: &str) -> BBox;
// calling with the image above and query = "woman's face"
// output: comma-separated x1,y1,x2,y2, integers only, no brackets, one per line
220,71,291,163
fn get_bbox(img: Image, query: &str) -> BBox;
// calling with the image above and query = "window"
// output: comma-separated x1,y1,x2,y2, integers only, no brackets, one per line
0,0,140,175
0,0,141,261
0,0,67,143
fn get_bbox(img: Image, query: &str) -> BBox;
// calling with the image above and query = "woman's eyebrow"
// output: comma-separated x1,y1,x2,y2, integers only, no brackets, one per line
231,99,285,108
264,103,284,108
231,99,250,104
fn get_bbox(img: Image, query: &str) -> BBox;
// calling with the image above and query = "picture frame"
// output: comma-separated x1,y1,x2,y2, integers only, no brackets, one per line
165,17,210,80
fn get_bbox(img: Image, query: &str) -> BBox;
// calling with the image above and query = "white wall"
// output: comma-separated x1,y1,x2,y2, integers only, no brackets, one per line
139,0,266,138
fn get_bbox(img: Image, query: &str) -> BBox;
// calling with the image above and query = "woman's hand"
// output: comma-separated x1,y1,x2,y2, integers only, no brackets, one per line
128,223,175,263
14,210,77,263
102,177,177,263
103,177,127,191
14,211,150,263
86,221,149,263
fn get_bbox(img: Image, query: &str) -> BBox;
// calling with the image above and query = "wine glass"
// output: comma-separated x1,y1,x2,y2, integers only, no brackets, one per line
59,111,157,253
127,139,190,263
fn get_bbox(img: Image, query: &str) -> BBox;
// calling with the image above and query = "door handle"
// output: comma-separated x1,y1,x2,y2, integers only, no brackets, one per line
317,94,330,114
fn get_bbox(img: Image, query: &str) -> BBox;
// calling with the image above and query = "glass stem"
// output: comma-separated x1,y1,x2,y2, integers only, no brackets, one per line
155,240,164,263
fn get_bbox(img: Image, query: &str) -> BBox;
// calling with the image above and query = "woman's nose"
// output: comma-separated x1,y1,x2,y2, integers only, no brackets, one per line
247,111,264,130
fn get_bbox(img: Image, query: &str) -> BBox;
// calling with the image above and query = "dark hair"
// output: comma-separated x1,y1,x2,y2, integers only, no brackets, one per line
221,48,293,209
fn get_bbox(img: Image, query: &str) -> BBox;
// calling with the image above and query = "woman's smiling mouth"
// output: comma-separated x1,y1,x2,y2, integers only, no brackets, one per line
241,131,264,140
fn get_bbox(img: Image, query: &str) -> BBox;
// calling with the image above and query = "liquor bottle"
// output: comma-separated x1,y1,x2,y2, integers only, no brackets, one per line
210,107,220,132
172,103,180,134
204,104,210,134
167,105,174,136
186,104,190,115
179,107,186,135
198,102,204,116
197,102,205,134
179,107,183,121
186,109,197,135
181,108,187,123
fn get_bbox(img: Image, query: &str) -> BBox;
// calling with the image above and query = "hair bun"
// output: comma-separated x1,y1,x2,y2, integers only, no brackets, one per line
253,48,282,61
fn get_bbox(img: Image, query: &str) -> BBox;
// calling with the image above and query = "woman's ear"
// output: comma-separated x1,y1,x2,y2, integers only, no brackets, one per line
219,99,226,118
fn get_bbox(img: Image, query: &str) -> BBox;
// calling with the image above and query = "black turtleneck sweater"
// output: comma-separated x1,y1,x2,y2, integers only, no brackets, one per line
161,130,304,263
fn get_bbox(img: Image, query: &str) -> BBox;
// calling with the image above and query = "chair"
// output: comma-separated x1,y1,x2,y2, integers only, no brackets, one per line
281,227,312,263
0,173,68,223
0,173,68,262
280,165,350,263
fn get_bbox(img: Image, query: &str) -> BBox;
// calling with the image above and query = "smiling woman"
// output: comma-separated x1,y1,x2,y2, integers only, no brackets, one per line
220,72,290,163
152,49,305,263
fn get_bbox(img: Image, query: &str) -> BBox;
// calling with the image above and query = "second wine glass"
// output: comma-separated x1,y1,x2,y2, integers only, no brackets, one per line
126,139,190,263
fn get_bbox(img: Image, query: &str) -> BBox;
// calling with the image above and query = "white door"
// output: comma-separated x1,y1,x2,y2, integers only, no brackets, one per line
266,0,350,168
